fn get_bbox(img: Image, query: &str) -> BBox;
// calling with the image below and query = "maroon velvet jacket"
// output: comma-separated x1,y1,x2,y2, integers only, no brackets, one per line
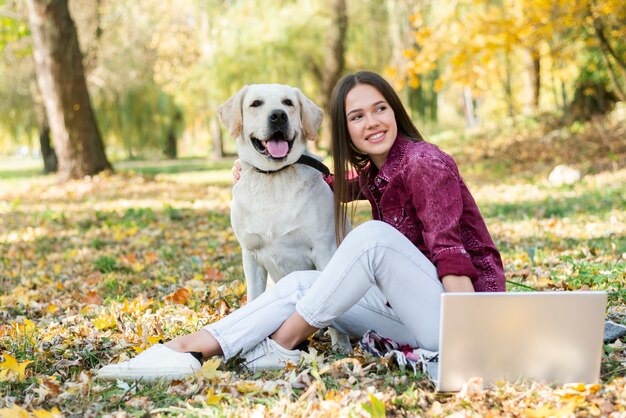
330,136,505,292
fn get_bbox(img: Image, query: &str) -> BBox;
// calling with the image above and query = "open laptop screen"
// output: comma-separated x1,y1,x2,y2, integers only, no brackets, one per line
436,291,607,392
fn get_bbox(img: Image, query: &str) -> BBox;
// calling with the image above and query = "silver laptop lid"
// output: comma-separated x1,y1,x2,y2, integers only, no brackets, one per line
437,291,607,392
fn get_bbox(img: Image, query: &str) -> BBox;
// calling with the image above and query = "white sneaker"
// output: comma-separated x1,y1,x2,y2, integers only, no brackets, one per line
95,344,202,381
242,337,302,372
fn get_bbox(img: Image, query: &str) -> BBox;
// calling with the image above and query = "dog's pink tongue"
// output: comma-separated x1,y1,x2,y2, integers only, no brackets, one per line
267,140,289,158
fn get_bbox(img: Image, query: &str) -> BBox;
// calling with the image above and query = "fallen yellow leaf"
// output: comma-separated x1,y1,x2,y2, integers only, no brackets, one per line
132,345,146,354
0,404,29,418
46,305,59,314
93,312,117,330
236,381,261,394
205,388,223,405
0,353,33,382
198,357,223,380
525,401,577,418
131,262,145,272
147,335,161,345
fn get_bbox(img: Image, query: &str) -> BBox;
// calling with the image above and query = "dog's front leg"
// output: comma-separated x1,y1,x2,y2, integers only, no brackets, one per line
241,249,267,302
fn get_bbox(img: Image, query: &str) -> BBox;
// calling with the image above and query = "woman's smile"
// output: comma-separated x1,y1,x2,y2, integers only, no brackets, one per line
366,131,386,143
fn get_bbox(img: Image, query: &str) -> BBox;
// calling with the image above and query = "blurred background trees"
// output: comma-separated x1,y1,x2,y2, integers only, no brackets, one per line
401,0,625,124
26,0,112,179
0,0,624,177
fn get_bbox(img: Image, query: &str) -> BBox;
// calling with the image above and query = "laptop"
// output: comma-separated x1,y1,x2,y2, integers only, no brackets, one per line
429,291,607,392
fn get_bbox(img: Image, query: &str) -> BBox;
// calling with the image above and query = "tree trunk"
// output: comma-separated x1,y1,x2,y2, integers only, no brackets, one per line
528,47,541,110
164,129,177,160
31,80,58,173
463,86,477,128
26,0,112,180
164,110,181,160
316,0,347,150
591,16,626,102
504,51,515,117
599,47,626,102
592,16,626,74
590,14,626,102
39,124,58,174
210,114,224,159
429,70,439,121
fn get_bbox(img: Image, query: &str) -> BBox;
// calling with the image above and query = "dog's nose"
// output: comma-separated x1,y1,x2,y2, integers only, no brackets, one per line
268,109,288,128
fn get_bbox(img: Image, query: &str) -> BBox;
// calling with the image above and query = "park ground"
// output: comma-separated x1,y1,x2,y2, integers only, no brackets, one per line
0,109,625,416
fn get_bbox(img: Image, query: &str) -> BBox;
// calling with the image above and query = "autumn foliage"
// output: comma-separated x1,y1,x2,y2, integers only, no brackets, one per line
1,113,625,415
393,0,626,119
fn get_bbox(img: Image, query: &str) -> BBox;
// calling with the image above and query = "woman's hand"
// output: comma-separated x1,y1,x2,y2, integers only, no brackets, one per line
232,159,242,183
442,275,475,292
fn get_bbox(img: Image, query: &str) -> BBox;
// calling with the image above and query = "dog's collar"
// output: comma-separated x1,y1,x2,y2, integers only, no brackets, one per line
296,154,331,176
252,164,291,175
251,154,331,176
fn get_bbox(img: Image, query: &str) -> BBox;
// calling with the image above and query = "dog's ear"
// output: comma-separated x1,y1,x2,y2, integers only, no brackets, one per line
295,88,323,141
217,86,249,138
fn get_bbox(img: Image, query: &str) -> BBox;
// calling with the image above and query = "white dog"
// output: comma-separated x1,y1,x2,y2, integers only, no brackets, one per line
218,84,351,352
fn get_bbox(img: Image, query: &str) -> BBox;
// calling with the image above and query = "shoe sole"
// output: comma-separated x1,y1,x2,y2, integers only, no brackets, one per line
96,368,197,382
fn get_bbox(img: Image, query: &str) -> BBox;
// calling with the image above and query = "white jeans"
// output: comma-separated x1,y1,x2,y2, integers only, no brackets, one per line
204,220,444,359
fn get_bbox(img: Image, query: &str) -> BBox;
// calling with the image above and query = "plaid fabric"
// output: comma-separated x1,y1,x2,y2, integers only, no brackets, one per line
358,330,438,374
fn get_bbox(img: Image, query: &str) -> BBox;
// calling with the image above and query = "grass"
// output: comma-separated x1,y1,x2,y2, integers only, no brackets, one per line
1,114,625,416
0,156,234,184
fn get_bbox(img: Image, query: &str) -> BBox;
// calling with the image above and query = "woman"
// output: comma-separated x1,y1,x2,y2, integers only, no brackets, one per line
97,71,505,381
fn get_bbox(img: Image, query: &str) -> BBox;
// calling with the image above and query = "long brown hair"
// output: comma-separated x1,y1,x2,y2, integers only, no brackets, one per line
330,71,424,243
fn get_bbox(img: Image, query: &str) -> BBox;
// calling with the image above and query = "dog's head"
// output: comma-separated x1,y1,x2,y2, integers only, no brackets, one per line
217,84,323,171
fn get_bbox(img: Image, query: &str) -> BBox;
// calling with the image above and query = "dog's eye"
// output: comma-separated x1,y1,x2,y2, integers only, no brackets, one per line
250,100,263,108
282,99,294,107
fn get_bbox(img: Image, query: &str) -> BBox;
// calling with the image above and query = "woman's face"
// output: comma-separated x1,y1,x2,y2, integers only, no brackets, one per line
344,83,397,168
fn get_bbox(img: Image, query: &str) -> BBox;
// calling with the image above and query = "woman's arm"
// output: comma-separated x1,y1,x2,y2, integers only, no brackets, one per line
442,274,475,292
406,154,478,283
